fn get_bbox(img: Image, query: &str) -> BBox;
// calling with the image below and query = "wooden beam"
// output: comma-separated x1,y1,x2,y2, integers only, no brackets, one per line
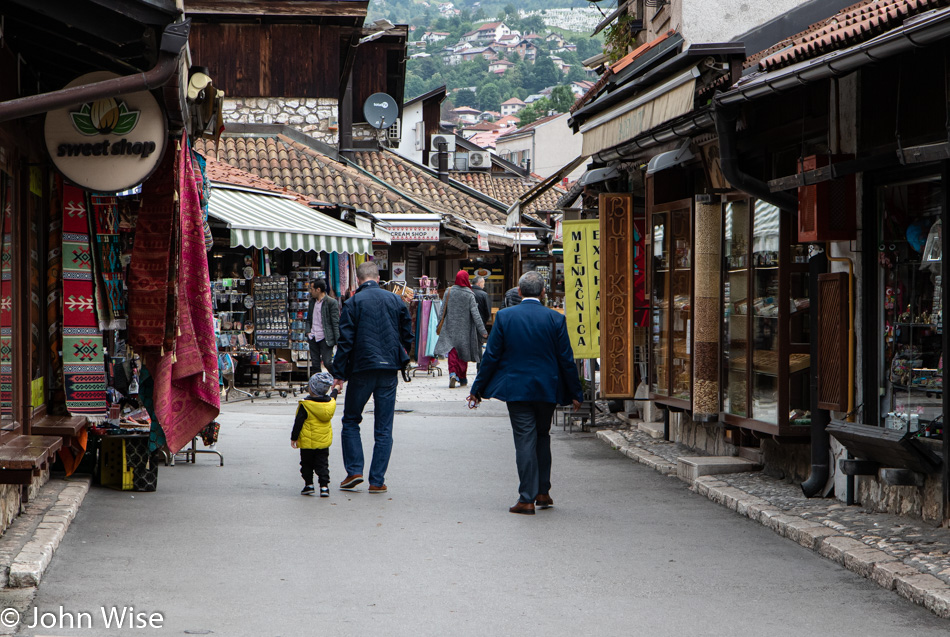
768,152,894,192
185,1,368,17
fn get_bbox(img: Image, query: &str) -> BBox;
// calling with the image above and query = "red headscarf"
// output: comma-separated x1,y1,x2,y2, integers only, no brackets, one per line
454,270,471,288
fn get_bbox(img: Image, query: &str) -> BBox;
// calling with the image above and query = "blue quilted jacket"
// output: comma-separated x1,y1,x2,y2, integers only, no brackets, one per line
331,281,413,381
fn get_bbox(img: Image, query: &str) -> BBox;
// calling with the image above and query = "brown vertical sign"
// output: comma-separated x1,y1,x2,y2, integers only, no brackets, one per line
600,193,635,398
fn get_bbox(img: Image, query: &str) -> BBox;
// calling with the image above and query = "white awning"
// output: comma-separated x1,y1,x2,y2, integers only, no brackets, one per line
208,186,373,254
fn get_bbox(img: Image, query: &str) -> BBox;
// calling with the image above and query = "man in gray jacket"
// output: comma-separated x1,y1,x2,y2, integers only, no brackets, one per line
307,279,340,372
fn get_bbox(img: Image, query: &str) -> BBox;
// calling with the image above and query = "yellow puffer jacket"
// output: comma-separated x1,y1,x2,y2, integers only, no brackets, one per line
296,398,335,449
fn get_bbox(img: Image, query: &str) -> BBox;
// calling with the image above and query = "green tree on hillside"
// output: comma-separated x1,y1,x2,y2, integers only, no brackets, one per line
549,85,574,112
530,56,561,91
455,88,478,108
478,83,502,111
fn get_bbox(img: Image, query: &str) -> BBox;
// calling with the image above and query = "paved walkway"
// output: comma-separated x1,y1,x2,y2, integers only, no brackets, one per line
4,367,949,635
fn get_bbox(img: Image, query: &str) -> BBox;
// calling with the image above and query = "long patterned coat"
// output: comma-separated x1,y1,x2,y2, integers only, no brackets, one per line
434,285,487,362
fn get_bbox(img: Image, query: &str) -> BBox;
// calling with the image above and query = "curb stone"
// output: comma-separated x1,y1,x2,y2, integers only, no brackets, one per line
596,429,950,619
7,476,90,588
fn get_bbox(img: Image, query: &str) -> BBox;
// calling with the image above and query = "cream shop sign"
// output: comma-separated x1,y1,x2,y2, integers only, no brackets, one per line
44,71,167,193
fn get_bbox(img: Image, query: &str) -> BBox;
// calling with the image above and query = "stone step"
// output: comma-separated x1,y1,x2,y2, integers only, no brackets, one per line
638,421,665,439
737,446,764,464
676,456,762,484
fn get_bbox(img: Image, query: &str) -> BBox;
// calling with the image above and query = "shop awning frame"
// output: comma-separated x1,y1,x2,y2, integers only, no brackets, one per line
208,185,374,254
505,154,589,229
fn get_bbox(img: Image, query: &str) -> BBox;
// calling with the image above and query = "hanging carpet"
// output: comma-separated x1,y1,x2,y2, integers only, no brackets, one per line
146,136,220,454
127,148,176,349
61,184,107,416
0,180,13,418
89,193,125,325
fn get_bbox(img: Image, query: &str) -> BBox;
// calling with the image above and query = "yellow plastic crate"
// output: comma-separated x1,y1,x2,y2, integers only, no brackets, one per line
99,438,134,490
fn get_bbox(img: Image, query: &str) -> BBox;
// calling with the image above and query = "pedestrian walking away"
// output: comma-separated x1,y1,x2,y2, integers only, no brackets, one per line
434,270,488,388
291,372,337,497
502,285,522,308
468,271,583,515
331,261,413,493
307,279,340,373
472,275,492,330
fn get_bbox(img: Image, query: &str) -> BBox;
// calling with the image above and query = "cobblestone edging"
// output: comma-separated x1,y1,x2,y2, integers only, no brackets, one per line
595,428,950,619
7,477,90,588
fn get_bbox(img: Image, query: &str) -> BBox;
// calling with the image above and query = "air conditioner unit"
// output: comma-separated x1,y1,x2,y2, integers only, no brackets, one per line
469,150,490,169
429,152,455,170
430,133,456,152
455,152,469,171
388,118,401,141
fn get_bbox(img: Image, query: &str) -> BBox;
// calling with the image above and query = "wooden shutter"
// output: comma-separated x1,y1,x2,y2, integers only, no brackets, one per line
817,272,849,411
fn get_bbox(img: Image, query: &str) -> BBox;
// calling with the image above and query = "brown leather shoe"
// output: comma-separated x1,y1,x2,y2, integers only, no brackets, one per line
339,474,363,490
535,494,554,509
368,484,387,494
509,501,535,515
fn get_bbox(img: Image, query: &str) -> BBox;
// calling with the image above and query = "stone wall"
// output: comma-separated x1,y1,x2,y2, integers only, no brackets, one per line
857,473,943,523
222,97,339,145
669,413,738,457
0,469,50,535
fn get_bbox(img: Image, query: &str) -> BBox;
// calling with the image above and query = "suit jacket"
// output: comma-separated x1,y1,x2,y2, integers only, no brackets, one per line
307,295,340,347
470,299,583,405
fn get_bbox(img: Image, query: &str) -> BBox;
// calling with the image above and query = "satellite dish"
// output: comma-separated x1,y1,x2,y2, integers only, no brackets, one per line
363,92,399,129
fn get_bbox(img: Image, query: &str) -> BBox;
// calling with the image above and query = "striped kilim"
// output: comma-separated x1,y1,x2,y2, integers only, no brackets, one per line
90,193,125,321
62,184,107,416
0,178,12,418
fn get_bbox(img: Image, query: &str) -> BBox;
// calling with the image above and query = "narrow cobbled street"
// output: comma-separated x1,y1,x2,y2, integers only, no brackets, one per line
18,372,950,636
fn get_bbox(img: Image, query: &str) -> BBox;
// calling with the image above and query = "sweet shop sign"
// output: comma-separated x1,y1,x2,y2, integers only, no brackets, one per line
44,71,167,193
563,219,600,359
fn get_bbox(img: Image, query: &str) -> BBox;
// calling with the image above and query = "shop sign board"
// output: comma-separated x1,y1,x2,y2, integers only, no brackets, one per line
600,193,635,398
563,219,600,359
373,249,389,271
44,71,167,193
477,232,490,251
388,223,441,242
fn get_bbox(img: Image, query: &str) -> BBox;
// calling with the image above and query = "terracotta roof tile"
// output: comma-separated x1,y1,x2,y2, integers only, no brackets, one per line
452,172,565,215
750,0,950,72
195,137,421,216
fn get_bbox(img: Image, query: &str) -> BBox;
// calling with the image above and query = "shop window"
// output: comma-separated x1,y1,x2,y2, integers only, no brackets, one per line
878,176,943,434
721,197,811,434
0,173,14,428
649,199,692,406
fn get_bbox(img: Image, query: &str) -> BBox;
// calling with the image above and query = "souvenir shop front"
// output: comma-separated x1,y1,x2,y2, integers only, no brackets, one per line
205,185,374,395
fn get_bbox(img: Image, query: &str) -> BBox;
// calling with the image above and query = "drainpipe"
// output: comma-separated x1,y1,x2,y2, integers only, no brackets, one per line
802,247,831,498
0,20,190,123
437,141,449,183
712,102,798,213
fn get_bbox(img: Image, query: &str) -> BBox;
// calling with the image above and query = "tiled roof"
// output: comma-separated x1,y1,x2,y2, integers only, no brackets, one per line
571,30,676,114
353,150,507,224
466,130,502,149
453,172,565,215
496,115,521,127
751,0,950,71
498,113,563,139
502,97,525,105
465,121,502,131
194,136,421,216
202,156,311,204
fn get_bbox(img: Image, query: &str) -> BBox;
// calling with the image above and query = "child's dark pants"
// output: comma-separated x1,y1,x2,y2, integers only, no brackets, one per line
299,448,330,486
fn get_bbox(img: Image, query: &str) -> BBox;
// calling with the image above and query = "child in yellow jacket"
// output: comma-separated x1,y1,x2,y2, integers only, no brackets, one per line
291,372,337,496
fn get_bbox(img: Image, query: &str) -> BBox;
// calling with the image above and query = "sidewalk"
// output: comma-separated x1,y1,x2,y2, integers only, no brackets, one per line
595,421,950,619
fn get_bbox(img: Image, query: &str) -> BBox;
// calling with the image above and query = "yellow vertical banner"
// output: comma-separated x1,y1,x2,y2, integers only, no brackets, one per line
563,219,601,358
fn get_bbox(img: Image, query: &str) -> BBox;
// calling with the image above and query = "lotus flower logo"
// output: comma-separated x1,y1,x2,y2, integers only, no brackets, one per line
70,98,140,136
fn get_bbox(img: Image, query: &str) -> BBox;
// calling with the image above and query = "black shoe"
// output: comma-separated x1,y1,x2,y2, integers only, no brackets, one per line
301,485,315,496
459,378,468,386
319,486,329,497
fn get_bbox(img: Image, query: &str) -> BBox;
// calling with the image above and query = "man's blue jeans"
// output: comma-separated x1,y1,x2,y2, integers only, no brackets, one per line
506,401,556,503
341,369,399,487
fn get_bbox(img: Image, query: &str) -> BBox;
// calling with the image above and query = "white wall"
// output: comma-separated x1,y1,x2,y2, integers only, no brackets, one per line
680,0,812,46
534,114,585,181
393,100,426,165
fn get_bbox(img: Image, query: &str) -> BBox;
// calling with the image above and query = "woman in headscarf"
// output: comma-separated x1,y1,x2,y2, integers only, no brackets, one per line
434,270,488,388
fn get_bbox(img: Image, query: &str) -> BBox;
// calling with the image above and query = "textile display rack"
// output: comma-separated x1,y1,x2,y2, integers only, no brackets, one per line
558,359,598,432
410,291,443,377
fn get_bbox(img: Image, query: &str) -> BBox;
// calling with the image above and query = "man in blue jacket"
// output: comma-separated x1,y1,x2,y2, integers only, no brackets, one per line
468,271,583,515
331,262,413,494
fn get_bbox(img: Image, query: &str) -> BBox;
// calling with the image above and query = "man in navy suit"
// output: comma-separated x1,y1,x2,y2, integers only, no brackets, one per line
468,271,583,515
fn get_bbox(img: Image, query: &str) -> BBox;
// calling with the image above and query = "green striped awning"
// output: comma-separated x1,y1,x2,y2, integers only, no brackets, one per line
208,186,374,254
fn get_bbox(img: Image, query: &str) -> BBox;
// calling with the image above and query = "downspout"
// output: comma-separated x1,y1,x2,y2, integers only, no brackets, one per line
0,20,190,123
712,102,798,213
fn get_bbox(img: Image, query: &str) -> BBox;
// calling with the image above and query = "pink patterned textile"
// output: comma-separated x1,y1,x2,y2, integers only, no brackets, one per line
149,135,220,453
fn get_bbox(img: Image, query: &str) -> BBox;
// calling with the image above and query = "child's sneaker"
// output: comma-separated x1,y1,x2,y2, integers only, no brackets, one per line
301,484,315,496
319,486,329,497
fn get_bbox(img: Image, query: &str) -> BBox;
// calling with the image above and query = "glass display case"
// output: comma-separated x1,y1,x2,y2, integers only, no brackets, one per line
877,177,943,435
650,199,692,408
722,197,811,434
